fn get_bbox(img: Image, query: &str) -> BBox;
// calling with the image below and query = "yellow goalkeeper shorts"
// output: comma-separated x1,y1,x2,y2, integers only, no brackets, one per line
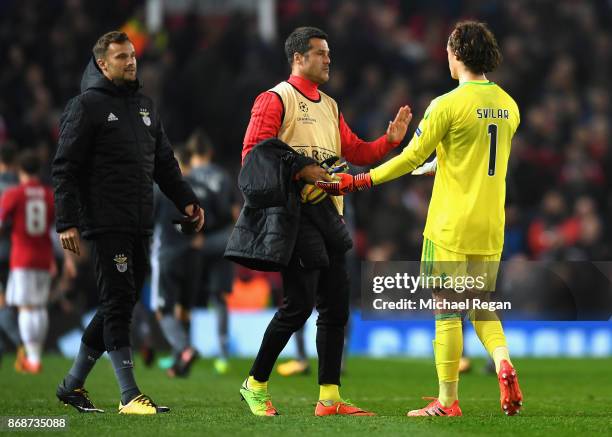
420,238,501,292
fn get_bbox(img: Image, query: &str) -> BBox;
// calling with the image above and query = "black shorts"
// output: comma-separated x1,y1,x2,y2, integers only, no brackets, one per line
197,227,234,305
198,257,234,306
152,249,202,312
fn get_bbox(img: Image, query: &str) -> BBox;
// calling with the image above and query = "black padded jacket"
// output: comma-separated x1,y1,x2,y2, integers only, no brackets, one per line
52,58,197,239
225,138,352,271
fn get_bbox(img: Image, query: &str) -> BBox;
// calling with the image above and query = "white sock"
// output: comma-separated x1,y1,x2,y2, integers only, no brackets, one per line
18,308,48,364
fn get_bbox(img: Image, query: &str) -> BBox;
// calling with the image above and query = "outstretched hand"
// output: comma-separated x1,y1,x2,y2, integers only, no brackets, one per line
386,105,413,143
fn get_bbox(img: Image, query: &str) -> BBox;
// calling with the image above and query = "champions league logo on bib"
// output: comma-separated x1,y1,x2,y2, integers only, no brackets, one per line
113,254,128,273
140,108,151,126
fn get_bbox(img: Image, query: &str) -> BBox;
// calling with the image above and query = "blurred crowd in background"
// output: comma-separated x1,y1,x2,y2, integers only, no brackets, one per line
0,0,611,330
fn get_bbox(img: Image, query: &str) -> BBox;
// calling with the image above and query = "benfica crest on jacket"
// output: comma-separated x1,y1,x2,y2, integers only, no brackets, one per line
113,254,128,272
139,108,151,126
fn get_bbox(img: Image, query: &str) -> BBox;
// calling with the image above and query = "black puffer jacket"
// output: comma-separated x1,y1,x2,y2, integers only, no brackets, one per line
52,58,197,239
225,138,352,271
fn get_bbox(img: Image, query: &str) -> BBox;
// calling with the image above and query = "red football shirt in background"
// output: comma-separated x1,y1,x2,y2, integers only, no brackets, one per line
0,180,54,270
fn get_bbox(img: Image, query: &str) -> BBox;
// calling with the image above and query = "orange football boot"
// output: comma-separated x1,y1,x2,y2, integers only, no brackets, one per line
407,397,462,417
498,359,523,416
315,400,375,416
13,345,26,372
16,357,42,374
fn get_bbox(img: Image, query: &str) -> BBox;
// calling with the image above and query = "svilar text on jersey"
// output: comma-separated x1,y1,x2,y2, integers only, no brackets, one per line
476,108,510,119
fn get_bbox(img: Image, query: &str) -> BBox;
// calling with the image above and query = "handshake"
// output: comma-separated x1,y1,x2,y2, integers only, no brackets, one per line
315,157,437,196
315,172,372,196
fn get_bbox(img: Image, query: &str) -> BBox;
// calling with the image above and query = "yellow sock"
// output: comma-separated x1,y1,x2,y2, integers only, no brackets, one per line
470,309,511,373
492,346,512,373
247,376,268,393
434,316,463,407
439,381,458,408
319,384,341,402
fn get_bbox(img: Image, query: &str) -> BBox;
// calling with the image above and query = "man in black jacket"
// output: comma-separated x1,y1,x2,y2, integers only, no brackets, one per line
52,31,204,415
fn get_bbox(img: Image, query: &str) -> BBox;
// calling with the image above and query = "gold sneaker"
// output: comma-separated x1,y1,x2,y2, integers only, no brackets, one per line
118,394,170,415
276,359,310,376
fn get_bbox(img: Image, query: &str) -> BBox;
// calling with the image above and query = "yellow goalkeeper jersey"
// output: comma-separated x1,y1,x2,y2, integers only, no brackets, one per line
370,80,520,254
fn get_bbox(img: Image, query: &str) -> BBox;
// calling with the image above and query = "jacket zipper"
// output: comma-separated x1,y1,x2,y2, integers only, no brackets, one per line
125,96,143,233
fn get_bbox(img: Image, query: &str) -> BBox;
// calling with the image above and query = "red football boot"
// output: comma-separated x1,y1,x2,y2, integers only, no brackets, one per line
498,359,523,416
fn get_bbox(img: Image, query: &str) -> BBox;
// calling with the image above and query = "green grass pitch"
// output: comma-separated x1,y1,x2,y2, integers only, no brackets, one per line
1,355,610,436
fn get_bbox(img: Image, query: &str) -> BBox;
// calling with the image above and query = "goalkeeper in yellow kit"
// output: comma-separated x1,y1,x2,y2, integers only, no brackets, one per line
317,21,523,417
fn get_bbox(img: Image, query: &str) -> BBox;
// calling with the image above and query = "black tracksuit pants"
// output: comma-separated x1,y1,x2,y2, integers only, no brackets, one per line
250,247,350,386
82,234,149,352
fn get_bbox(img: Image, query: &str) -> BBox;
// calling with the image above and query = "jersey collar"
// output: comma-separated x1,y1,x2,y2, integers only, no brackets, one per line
287,75,320,101
460,80,495,86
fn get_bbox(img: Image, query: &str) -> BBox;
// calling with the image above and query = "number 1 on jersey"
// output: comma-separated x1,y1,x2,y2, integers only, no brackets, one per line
487,124,497,176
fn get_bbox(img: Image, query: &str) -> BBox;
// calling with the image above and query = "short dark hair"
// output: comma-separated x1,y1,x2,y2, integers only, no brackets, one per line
186,129,214,157
17,150,40,176
448,21,502,74
284,26,328,65
0,142,17,166
93,31,131,60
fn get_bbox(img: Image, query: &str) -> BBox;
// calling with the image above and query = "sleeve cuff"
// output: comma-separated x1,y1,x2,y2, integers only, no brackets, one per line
369,168,379,186
56,222,79,233
385,135,401,149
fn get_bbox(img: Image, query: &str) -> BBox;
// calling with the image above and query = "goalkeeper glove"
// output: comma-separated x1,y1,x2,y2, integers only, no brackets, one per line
320,156,349,174
315,172,372,196
411,157,437,176
300,157,349,204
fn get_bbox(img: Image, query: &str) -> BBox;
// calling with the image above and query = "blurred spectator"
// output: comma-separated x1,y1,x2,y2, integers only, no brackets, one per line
527,191,580,259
